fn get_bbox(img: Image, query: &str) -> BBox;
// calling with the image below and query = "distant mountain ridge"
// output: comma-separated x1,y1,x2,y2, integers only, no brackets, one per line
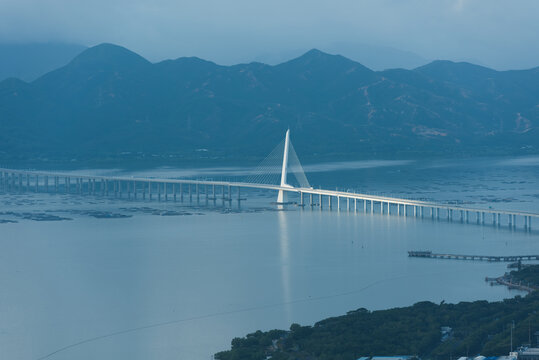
0,43,87,82
0,43,537,164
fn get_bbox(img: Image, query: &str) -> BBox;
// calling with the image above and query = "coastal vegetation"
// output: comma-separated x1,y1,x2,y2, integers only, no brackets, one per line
215,266,539,360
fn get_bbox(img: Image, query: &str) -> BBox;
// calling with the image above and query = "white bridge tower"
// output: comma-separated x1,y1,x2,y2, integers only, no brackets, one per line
277,129,294,204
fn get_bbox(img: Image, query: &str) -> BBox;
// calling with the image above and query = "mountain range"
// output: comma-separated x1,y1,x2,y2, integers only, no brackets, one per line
0,43,537,165
0,43,87,82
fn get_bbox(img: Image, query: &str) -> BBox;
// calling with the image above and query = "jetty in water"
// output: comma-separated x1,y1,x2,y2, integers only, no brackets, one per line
408,251,539,262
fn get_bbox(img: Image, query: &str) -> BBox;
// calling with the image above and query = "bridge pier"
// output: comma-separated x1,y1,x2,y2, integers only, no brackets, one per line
1,168,538,230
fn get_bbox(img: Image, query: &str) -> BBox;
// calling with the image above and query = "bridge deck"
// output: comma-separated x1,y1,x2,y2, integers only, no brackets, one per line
1,168,538,222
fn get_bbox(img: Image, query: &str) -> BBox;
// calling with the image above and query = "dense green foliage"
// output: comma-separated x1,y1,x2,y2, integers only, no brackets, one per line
1,43,538,165
215,291,539,360
511,265,539,288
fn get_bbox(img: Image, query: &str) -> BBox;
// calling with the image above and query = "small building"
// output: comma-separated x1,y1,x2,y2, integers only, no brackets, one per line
497,355,517,360
372,356,414,360
441,326,453,342
518,348,539,360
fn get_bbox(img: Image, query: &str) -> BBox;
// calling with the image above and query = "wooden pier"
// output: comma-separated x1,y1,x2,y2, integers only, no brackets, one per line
408,251,539,262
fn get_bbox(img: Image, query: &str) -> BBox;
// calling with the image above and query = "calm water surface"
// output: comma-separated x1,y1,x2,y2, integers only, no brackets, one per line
1,157,539,360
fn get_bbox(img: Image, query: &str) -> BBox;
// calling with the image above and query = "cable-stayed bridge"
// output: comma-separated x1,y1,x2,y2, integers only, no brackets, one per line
0,130,537,231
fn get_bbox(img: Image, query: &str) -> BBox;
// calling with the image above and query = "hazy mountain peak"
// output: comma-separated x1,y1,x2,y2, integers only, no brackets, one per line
0,77,29,92
0,42,86,82
280,48,373,74
416,60,496,75
295,48,354,63
69,43,151,68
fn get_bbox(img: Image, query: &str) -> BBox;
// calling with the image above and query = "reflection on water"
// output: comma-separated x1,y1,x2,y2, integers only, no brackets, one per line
278,210,292,326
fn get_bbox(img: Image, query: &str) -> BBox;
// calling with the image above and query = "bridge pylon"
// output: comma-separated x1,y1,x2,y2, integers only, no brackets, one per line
277,129,294,204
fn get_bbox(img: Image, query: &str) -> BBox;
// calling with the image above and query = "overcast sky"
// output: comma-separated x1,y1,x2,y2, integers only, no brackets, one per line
0,0,537,69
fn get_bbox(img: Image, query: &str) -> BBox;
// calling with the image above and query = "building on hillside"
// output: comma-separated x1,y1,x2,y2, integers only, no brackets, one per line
371,356,414,360
518,348,539,360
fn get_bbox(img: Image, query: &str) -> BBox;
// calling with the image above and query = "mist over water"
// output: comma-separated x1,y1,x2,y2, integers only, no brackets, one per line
1,156,539,360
